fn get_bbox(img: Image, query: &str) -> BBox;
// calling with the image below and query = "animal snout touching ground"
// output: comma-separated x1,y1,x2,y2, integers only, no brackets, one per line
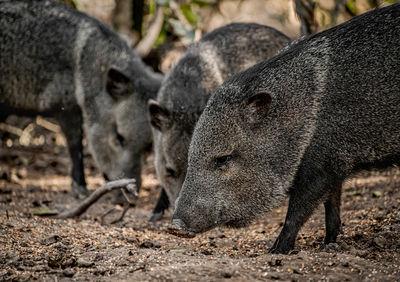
167,218,196,238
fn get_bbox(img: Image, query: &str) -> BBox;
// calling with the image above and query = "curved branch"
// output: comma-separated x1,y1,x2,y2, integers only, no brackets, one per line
136,5,164,57
57,179,137,219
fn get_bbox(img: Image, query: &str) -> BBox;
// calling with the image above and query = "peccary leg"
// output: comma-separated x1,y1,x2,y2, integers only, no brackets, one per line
0,104,9,122
324,187,342,244
269,192,319,254
57,107,88,196
270,171,341,254
0,113,7,123
149,188,170,222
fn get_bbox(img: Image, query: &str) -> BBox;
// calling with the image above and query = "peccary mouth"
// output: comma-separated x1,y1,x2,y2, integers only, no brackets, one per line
167,219,196,238
167,219,221,238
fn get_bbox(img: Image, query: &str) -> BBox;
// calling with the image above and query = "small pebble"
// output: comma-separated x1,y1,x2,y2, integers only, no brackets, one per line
77,258,94,267
63,268,75,277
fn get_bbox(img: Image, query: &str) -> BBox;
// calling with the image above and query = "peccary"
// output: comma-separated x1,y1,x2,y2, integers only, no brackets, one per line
147,23,290,221
172,4,400,253
0,0,162,196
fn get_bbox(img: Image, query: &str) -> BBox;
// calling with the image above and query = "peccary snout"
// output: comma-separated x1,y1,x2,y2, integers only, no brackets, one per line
171,218,187,230
168,218,196,238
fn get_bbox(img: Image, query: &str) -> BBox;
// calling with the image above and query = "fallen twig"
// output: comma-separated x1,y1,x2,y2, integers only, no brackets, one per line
0,123,24,136
57,179,137,219
100,201,132,225
36,116,61,133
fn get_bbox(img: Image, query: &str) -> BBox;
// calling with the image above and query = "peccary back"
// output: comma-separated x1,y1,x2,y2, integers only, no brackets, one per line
147,23,290,220
172,4,400,253
0,0,162,195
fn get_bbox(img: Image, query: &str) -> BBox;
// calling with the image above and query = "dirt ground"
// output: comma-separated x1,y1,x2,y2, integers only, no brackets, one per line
0,121,400,281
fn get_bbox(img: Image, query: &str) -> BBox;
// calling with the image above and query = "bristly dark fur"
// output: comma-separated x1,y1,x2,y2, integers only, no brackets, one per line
0,0,163,195
148,23,290,220
173,4,400,254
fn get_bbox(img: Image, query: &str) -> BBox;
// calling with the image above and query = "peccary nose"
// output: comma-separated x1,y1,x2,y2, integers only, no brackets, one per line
172,218,187,230
167,218,195,238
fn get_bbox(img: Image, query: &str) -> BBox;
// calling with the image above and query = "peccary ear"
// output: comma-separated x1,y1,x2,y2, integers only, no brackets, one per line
246,92,272,123
106,68,132,99
148,99,171,131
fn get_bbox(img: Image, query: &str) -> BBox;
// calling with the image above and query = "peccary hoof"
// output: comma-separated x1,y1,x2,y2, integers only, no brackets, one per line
269,239,294,254
148,211,163,222
167,219,196,238
269,246,289,254
71,182,89,198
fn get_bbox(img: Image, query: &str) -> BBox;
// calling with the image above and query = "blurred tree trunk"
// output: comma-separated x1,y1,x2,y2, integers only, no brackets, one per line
132,0,145,36
113,0,133,32
295,0,317,35
294,0,385,36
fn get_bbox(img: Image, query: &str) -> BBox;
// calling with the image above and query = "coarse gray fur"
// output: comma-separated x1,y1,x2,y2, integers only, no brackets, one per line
147,23,290,220
173,4,400,253
0,0,163,195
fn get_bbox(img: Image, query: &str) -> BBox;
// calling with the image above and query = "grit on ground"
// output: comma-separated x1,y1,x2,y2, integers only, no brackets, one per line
0,123,399,281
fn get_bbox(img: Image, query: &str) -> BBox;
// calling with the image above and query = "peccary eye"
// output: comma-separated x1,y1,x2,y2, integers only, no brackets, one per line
166,167,177,178
215,155,232,169
116,132,125,146
114,126,125,147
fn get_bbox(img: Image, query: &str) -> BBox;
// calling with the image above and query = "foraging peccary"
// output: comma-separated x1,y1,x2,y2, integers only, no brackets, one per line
172,4,400,253
147,23,290,221
0,0,162,196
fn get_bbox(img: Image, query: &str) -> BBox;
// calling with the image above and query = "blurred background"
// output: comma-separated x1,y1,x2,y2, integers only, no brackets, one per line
60,0,397,73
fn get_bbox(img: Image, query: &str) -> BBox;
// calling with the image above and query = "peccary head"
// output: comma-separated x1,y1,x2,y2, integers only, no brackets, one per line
86,64,162,189
148,23,290,209
173,38,327,232
147,102,194,206
75,23,163,188
148,54,211,208
0,0,163,194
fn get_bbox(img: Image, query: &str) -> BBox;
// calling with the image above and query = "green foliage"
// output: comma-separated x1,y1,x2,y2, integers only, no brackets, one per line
192,0,210,7
320,12,326,27
346,0,356,14
372,191,382,198
149,0,157,14
170,249,187,253
168,18,195,44
149,0,209,47
180,4,198,25
70,0,79,8
154,22,167,47
33,206,59,216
